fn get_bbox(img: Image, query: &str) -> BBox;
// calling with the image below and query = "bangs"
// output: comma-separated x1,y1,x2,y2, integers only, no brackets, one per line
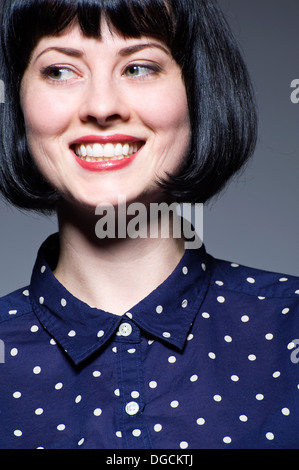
3,0,176,77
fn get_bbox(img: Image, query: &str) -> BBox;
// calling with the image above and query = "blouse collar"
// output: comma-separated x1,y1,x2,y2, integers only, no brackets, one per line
30,234,211,365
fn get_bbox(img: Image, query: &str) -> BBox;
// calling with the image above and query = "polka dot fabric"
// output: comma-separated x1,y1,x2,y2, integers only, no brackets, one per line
0,234,299,449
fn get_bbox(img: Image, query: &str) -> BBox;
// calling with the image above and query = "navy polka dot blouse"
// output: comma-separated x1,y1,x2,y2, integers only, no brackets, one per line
0,234,299,449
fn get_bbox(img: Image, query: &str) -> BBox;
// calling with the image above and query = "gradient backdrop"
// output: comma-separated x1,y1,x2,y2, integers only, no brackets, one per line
0,0,299,296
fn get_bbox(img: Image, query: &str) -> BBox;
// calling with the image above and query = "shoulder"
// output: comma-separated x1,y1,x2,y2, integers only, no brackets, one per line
0,287,32,324
208,254,299,300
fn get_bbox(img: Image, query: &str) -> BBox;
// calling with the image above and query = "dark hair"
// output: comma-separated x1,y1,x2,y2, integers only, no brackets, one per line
0,0,257,211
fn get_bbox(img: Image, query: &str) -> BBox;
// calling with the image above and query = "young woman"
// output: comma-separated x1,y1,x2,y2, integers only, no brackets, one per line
0,0,298,449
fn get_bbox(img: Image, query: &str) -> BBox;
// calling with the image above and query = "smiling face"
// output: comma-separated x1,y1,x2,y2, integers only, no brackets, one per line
20,21,191,210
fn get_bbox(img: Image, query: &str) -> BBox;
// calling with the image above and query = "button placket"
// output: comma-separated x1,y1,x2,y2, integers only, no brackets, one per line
115,322,152,449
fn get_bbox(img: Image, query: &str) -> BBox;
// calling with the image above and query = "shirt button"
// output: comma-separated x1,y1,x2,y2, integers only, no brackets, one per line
125,401,139,416
118,322,133,337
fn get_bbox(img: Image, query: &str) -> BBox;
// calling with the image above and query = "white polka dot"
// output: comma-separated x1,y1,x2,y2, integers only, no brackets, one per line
50,338,56,345
116,431,122,438
39,297,44,305
202,312,210,319
10,348,18,357
215,280,224,286
131,391,140,399
13,391,21,399
247,277,255,284
170,400,179,408
35,408,43,416
266,432,274,441
241,315,249,323
30,325,39,333
33,366,41,374
55,382,63,390
148,339,154,345
256,393,264,400
61,298,67,307
282,308,290,315
97,330,104,338
114,389,120,396
93,370,101,377
208,352,216,359
40,266,46,274
248,354,256,361
22,289,29,296
57,424,66,431
196,418,205,425
282,407,290,416
93,408,102,416
154,424,162,432
224,335,232,343
213,394,222,402
149,381,157,388
217,296,225,303
181,299,188,308
231,263,239,268
272,371,281,378
288,341,296,350
9,310,17,315
78,438,85,446
279,277,288,282
182,266,188,275
265,333,274,340
156,305,163,314
126,312,133,319
68,330,76,337
239,415,248,422
201,263,206,271
295,290,299,295
187,334,194,341
180,441,189,449
74,395,81,404
190,374,198,382
223,436,232,444
14,430,22,437
231,375,239,382
132,429,141,437
168,356,176,363
127,348,136,354
163,332,171,338
258,296,266,300
112,346,117,353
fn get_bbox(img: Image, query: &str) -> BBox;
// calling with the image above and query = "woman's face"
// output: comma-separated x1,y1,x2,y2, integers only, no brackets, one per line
20,21,191,210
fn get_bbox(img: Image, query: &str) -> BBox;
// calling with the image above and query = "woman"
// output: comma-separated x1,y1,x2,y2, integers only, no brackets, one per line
0,0,298,450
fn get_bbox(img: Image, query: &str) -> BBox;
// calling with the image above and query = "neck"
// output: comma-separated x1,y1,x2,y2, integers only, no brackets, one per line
53,200,185,315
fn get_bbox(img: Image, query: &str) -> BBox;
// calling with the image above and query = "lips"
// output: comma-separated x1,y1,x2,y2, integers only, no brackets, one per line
73,141,142,162
70,135,144,171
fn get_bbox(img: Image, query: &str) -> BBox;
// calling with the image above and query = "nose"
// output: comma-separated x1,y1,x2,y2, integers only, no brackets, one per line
79,76,130,126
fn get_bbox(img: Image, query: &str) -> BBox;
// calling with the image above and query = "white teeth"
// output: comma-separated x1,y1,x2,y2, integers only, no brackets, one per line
74,141,142,161
103,143,115,158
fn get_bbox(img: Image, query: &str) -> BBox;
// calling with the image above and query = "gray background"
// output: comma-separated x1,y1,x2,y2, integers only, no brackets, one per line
0,0,299,297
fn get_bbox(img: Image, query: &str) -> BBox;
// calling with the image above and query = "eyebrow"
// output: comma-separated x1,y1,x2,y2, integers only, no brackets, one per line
34,42,170,62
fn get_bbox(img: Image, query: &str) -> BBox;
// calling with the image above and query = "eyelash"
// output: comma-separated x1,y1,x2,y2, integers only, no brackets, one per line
40,63,163,84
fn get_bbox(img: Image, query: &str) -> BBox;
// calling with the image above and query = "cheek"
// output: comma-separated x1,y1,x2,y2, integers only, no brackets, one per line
21,86,74,142
137,85,190,138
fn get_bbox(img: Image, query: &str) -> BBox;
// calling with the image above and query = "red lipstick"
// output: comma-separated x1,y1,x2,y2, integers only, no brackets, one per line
70,134,144,172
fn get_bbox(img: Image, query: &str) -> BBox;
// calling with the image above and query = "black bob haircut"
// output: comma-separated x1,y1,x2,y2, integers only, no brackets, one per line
0,0,257,212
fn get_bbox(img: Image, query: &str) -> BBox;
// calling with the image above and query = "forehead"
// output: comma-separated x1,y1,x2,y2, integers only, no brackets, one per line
30,21,171,62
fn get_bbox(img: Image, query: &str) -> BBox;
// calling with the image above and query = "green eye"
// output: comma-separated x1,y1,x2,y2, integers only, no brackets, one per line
42,66,76,81
125,65,150,77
